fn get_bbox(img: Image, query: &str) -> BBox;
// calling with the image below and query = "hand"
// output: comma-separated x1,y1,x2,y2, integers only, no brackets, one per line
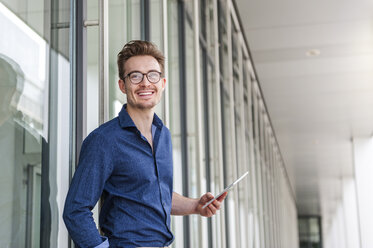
196,192,228,217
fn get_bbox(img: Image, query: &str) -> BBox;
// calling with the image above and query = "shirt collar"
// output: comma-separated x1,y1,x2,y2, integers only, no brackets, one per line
118,104,164,129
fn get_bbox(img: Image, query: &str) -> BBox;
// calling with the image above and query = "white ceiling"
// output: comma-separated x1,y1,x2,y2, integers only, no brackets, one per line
235,0,373,215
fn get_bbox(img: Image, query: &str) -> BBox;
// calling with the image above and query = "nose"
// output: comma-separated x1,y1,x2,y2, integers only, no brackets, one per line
138,74,152,86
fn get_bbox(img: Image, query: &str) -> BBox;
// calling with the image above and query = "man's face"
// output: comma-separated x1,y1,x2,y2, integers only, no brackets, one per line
119,55,166,111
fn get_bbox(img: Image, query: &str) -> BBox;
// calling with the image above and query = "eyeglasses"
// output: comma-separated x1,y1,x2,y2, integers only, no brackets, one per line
124,71,162,84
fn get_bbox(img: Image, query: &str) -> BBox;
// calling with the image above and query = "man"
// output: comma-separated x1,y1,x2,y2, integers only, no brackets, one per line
63,40,227,248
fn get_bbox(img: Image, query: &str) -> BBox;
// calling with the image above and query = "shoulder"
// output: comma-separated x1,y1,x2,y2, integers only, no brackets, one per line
161,125,172,138
95,117,120,135
82,117,120,147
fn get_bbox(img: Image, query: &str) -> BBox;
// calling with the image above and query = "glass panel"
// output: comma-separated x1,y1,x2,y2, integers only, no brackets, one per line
107,0,164,120
87,1,99,133
231,21,243,248
184,5,201,247
218,1,235,247
0,3,43,248
150,0,164,48
218,0,228,79
252,92,264,248
149,0,164,118
258,105,268,248
200,1,225,247
167,0,184,247
107,0,142,120
0,0,71,247
243,62,255,248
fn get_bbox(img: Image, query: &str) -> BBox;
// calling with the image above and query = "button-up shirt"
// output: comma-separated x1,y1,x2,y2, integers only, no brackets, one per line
63,104,174,248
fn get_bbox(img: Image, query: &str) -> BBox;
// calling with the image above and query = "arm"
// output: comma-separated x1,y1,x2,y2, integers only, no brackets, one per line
63,133,113,248
171,191,228,217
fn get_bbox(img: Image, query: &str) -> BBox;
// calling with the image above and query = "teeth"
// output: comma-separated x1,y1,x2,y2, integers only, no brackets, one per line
138,92,153,96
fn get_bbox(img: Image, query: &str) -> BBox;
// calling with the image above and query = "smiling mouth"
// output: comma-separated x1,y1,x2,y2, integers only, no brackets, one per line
137,91,154,96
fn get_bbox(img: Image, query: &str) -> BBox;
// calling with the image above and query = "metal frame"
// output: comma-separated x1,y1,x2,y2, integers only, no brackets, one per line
162,0,169,126
75,0,87,160
141,0,150,40
99,0,109,124
26,164,41,248
177,1,191,246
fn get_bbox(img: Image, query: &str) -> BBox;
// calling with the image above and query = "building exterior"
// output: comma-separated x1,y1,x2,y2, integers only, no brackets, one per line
0,0,298,247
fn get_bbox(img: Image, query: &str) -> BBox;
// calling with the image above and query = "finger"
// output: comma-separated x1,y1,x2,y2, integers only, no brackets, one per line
207,204,217,215
205,192,214,201
211,199,222,210
201,192,214,206
217,191,228,202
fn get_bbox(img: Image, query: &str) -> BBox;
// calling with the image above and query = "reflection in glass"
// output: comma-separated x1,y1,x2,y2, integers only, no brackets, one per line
0,3,45,247
0,0,71,247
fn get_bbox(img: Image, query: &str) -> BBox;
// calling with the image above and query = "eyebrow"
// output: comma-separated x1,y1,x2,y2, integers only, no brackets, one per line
126,70,161,75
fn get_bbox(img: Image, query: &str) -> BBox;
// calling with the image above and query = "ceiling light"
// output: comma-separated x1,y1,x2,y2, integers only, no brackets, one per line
306,49,321,57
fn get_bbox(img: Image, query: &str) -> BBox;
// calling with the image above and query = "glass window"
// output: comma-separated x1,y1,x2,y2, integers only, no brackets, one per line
106,0,164,121
149,0,165,117
167,0,184,247
253,92,265,248
200,0,225,247
243,59,255,248
184,6,201,247
298,216,322,248
218,1,236,247
0,0,71,247
218,0,228,79
86,0,99,134
107,0,142,121
232,21,245,248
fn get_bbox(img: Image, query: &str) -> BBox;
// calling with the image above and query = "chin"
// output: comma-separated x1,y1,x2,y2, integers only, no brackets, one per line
134,102,157,110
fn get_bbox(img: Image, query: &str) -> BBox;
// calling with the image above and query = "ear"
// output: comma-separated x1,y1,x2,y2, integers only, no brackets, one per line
118,79,126,94
161,78,166,91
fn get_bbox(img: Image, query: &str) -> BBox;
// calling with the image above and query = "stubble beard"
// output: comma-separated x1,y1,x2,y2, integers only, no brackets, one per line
127,90,162,111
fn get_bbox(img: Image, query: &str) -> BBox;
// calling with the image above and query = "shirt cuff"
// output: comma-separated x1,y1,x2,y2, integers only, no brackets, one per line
94,237,109,248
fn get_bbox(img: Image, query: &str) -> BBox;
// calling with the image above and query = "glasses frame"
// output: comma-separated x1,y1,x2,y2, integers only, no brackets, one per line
124,70,163,84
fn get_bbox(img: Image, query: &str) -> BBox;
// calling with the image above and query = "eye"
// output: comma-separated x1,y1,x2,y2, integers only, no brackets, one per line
148,72,160,81
130,72,142,80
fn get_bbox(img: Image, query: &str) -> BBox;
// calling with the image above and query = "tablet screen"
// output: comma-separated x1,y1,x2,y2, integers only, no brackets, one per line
202,171,249,209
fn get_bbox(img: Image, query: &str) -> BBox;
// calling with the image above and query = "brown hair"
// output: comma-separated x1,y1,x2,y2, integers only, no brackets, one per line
117,40,165,81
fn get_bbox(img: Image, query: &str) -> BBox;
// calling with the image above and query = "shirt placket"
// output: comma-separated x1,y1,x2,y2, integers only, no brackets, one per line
152,128,173,238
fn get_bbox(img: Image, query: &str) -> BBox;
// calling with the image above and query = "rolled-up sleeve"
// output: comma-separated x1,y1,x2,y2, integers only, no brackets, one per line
63,132,113,248
94,237,109,248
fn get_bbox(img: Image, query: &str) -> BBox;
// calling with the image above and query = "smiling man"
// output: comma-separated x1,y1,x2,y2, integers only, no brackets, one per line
63,40,227,248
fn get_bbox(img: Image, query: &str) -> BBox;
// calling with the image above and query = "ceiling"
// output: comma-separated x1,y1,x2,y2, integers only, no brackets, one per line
235,0,373,216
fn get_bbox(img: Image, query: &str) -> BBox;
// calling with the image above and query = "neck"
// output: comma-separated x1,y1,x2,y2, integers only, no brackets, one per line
126,104,154,134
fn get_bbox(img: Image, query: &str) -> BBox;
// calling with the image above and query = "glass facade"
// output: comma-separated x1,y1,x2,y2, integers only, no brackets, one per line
0,0,71,247
0,0,298,247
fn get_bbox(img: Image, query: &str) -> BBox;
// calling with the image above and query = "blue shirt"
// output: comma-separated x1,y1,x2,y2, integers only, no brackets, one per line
63,104,174,248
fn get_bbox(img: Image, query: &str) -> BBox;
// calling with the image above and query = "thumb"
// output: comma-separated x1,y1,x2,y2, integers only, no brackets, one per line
200,192,214,203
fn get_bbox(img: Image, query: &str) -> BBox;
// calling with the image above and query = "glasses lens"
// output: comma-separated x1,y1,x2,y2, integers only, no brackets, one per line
129,72,143,84
147,72,161,83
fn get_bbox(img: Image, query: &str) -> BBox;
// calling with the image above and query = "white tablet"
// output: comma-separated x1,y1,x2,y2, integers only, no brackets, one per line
202,171,249,209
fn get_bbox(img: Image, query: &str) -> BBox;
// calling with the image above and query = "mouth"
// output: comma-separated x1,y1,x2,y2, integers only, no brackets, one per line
137,90,155,98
